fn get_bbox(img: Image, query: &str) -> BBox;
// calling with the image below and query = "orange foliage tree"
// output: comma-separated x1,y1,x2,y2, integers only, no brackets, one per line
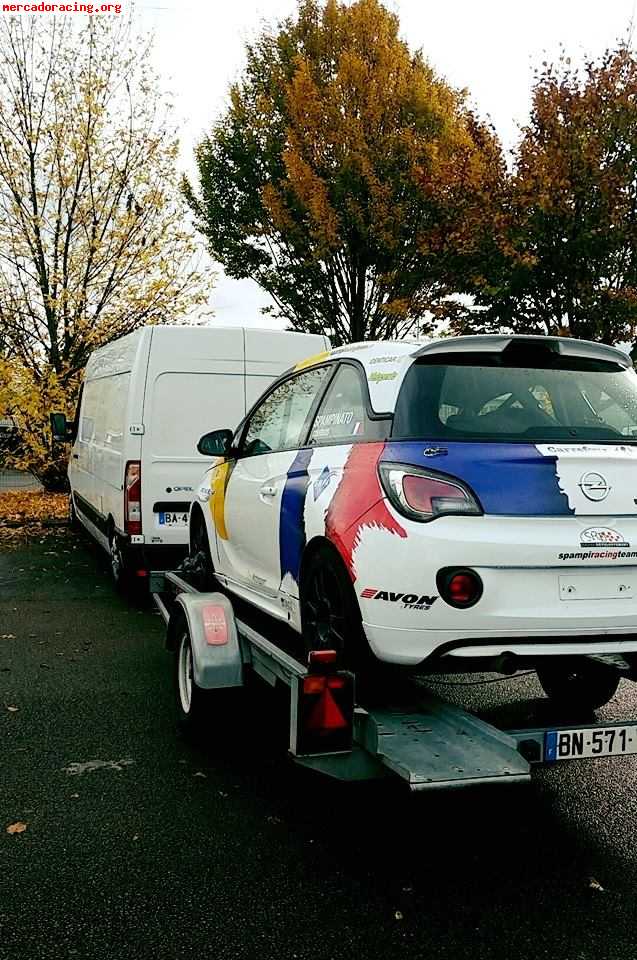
463,44,637,344
184,0,506,345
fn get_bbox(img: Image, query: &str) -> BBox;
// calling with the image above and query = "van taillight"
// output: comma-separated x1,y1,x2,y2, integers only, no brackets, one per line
124,461,142,536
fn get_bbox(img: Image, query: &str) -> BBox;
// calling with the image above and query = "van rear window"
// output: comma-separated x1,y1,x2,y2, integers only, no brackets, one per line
393,353,637,443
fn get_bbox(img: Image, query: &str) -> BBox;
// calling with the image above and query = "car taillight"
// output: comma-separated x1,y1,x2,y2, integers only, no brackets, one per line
378,463,481,522
437,567,483,608
124,460,142,536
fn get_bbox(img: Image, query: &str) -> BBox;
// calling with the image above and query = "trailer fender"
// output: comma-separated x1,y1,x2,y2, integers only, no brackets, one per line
168,592,244,690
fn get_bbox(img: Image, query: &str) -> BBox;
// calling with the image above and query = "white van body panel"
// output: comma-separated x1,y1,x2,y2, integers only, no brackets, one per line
69,325,329,562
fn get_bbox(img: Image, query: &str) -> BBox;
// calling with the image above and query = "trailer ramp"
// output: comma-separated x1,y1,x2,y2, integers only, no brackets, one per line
357,693,531,790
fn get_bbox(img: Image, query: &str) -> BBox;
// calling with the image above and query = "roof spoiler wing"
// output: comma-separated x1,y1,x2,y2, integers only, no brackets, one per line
411,335,632,369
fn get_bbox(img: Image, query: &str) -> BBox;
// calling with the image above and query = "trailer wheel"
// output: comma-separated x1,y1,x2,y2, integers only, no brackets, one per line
174,625,214,735
537,659,620,712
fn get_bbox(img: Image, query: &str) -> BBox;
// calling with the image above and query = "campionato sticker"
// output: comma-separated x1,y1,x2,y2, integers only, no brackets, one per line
580,527,629,548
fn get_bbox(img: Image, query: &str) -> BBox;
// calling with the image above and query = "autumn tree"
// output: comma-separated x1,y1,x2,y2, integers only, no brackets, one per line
465,44,637,344
184,0,505,345
0,16,207,489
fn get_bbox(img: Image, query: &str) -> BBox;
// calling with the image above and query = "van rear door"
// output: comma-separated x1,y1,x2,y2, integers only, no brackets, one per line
142,327,245,548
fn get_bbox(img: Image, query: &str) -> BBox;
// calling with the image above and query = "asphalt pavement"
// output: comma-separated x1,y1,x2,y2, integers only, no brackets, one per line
1,531,637,960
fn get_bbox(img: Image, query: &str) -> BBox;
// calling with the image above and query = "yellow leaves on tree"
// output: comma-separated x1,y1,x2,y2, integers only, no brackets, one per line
0,16,209,488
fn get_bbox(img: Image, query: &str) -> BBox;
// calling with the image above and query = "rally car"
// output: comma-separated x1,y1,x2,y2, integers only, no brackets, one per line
188,334,637,709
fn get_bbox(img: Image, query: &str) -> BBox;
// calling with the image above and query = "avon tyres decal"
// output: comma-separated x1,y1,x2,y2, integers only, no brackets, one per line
361,587,437,611
325,442,407,580
280,447,314,584
383,441,573,516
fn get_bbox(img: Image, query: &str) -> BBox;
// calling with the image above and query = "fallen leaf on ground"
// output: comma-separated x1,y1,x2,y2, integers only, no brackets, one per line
70,794,79,799
1,635,16,640
394,910,403,921
193,771,206,778
6,705,18,712
588,877,605,892
6,821,27,835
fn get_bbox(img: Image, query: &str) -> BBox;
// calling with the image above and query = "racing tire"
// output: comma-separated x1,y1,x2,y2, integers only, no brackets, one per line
189,510,216,591
300,543,378,679
536,659,620,712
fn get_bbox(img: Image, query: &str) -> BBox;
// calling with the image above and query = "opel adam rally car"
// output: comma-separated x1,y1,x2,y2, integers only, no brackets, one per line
188,334,637,708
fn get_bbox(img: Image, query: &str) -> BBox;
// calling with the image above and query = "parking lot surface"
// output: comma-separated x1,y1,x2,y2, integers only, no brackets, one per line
1,532,637,960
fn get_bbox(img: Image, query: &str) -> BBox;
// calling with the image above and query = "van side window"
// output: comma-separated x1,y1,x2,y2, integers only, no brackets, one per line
79,380,100,444
241,366,330,457
308,364,369,444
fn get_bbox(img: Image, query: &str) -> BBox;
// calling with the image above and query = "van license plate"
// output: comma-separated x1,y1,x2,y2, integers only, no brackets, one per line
158,511,188,527
545,725,637,762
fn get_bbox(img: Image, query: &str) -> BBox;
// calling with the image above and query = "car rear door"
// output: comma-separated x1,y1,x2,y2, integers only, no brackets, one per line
217,365,332,598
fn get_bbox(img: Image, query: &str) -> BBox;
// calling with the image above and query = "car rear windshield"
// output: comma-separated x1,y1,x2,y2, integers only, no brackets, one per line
393,350,637,443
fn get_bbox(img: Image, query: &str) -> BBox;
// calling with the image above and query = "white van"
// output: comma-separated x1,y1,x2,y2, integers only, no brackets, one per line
52,325,329,585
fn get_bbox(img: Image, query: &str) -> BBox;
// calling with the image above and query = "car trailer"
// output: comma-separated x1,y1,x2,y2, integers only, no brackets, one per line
152,570,637,791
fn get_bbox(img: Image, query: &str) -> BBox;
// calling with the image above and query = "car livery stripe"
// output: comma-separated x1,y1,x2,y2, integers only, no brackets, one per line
382,441,574,516
280,447,315,583
325,442,407,579
209,460,236,540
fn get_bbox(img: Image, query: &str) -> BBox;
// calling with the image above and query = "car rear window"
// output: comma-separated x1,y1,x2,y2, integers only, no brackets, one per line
393,350,637,443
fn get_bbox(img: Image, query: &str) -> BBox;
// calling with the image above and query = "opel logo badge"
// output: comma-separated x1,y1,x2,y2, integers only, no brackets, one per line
579,471,611,502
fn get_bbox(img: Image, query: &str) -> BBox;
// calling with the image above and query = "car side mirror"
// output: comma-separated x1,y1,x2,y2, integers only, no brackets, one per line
50,412,73,443
197,428,234,458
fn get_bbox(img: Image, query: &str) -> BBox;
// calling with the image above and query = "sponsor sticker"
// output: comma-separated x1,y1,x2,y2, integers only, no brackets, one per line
580,527,629,548
369,371,398,383
369,355,400,365
558,550,637,561
313,464,332,501
314,410,354,429
360,587,437,611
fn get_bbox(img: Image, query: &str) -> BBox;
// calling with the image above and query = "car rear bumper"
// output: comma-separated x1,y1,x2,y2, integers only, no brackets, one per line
362,621,637,667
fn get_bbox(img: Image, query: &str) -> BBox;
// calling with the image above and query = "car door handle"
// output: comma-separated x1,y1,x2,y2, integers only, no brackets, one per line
260,484,277,498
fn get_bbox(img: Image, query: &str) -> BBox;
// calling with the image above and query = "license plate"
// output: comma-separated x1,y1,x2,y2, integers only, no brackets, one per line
545,725,637,762
158,511,188,527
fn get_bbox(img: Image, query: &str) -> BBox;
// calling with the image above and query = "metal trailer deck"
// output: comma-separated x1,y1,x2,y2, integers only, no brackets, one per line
152,571,637,792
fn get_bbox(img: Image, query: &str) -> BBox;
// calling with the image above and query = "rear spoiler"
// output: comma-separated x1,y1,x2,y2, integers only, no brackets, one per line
411,335,632,369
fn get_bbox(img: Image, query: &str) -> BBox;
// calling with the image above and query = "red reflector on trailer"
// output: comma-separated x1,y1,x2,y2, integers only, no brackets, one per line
307,687,348,732
202,604,228,645
135,569,148,578
307,649,337,667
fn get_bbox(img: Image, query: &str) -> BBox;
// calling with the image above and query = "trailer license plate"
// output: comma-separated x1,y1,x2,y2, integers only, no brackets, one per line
545,725,637,762
158,511,188,527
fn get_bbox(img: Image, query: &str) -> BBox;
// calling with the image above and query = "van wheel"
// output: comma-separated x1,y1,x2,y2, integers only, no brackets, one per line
537,659,620,712
69,495,82,532
109,532,129,589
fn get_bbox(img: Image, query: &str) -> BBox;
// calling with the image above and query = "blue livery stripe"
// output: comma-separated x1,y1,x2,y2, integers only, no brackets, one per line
382,441,574,516
280,447,314,583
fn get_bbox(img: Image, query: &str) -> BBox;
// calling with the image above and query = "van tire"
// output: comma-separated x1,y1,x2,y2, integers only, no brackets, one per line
109,531,130,590
69,495,82,532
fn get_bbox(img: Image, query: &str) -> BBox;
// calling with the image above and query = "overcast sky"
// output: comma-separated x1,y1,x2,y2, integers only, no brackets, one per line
137,0,637,328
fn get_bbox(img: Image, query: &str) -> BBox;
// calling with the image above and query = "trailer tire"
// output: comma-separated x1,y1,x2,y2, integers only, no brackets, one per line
537,659,620,712
174,624,214,734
